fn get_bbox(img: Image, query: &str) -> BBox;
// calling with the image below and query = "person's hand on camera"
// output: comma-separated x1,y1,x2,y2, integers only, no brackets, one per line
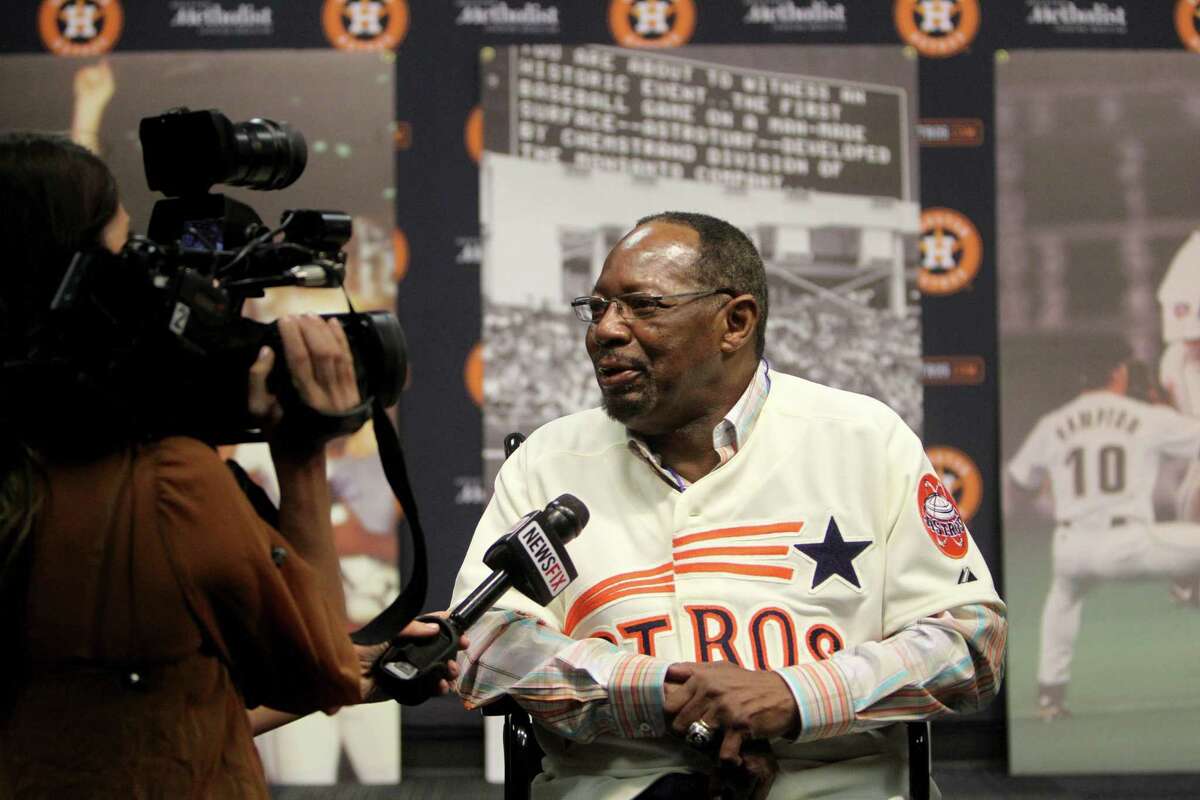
247,314,360,436
358,614,470,705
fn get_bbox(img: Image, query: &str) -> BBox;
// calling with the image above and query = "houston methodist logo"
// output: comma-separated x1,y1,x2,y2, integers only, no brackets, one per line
39,0,123,55
1177,0,1200,52
322,0,409,51
894,0,979,58
918,207,982,296
926,445,983,523
917,472,969,559
609,0,696,48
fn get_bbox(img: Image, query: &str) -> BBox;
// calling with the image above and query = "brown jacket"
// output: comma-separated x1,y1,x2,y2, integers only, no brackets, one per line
1,437,360,798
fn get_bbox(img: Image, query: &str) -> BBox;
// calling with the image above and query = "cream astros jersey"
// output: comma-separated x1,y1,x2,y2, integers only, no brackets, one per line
454,371,998,685
1009,390,1200,525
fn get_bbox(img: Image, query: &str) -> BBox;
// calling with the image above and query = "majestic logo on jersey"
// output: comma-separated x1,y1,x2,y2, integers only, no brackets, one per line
926,445,983,522
39,0,123,55
893,0,979,58
322,0,409,51
1176,0,1200,52
918,473,968,559
608,0,696,48
792,517,871,590
957,566,978,584
917,207,982,296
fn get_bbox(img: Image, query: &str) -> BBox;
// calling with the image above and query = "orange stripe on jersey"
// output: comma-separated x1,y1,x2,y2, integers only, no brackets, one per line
675,562,794,580
564,579,676,635
570,562,673,611
672,521,803,549
673,545,791,560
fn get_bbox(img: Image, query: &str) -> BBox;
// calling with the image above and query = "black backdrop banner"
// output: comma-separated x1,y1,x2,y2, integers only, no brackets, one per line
4,0,1196,758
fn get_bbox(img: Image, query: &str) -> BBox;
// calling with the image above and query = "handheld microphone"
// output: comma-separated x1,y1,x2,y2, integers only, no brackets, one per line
374,493,589,687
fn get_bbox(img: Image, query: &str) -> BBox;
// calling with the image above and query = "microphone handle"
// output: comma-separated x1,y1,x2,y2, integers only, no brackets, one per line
451,569,514,631
376,570,513,682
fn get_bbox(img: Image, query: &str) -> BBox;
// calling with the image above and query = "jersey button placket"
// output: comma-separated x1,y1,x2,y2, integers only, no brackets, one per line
672,500,696,661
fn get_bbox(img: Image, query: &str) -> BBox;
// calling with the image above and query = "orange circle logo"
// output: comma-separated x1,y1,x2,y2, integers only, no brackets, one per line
322,0,409,52
38,0,123,56
1176,0,1200,52
465,105,483,164
609,0,696,48
926,445,983,523
392,228,409,282
918,207,982,296
464,342,484,407
894,0,979,58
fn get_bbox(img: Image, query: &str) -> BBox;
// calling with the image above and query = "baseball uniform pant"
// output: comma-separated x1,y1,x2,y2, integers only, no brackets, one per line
1038,520,1200,687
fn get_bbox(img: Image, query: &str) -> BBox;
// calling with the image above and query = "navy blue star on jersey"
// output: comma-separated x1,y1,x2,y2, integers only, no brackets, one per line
794,517,871,590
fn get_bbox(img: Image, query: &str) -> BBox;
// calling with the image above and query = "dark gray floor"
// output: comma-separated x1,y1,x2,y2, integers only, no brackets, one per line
271,761,1200,799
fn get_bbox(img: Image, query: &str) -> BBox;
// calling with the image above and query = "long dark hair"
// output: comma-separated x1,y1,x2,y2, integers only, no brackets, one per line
0,133,120,585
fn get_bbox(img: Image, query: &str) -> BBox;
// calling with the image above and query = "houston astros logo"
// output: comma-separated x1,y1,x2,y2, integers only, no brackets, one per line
609,0,696,48
894,0,979,58
926,445,983,523
918,207,982,296
1177,0,1200,52
917,473,968,559
322,0,409,52
39,0,123,55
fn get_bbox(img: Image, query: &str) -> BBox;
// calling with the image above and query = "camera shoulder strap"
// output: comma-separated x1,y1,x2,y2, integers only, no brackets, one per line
348,398,427,646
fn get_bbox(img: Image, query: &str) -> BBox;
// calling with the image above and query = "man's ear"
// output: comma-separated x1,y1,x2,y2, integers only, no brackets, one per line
719,294,759,354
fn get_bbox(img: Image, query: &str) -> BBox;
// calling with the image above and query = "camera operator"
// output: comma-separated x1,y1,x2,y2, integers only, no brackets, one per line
0,132,450,797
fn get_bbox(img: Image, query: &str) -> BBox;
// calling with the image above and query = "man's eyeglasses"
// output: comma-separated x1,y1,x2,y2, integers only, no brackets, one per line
570,288,735,324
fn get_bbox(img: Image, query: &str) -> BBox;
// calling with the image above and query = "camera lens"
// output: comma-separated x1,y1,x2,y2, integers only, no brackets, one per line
228,118,307,191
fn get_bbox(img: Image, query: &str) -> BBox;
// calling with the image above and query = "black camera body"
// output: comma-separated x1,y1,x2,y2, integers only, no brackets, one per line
6,108,406,451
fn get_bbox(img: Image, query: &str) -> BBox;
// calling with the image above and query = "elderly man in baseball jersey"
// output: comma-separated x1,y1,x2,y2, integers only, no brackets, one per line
452,212,1007,799
1008,357,1200,721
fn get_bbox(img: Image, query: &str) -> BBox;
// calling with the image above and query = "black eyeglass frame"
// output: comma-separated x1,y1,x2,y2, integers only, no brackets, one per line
569,288,736,324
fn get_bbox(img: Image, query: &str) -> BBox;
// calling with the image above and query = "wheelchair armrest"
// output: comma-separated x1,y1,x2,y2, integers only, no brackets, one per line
481,695,526,717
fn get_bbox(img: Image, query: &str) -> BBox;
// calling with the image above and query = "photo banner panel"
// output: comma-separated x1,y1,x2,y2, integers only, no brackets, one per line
479,42,922,503
998,49,1200,775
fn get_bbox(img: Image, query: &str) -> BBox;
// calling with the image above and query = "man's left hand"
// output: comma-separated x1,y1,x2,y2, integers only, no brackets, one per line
664,661,799,763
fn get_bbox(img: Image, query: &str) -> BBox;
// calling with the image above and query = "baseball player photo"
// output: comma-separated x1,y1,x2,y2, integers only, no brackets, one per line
1007,354,1200,722
997,48,1200,774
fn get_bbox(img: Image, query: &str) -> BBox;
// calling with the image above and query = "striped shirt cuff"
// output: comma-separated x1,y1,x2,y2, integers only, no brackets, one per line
608,653,669,738
776,660,856,741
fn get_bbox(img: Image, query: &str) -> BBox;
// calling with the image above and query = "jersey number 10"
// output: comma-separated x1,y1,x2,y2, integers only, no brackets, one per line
1065,445,1126,497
